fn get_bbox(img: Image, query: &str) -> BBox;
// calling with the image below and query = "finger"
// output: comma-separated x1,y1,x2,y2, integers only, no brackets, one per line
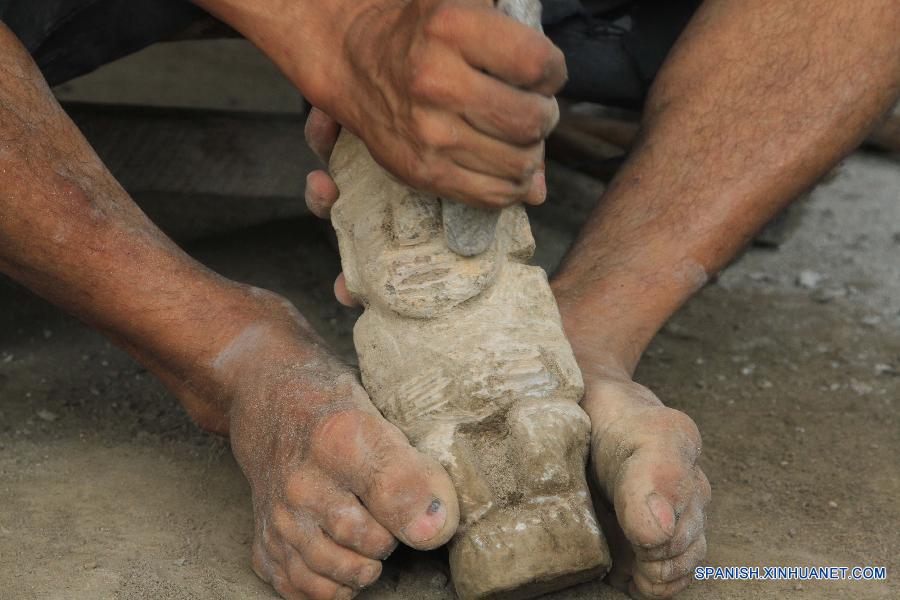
305,107,341,163
446,122,543,184
429,5,567,95
310,410,459,550
410,54,559,145
305,171,340,219
284,547,354,600
425,160,532,208
461,75,560,144
334,273,360,308
524,164,546,206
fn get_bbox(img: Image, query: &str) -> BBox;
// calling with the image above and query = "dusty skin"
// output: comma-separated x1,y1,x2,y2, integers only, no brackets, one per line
329,131,610,599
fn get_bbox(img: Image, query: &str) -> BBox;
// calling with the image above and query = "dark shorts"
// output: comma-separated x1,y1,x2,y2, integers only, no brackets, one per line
0,0,699,108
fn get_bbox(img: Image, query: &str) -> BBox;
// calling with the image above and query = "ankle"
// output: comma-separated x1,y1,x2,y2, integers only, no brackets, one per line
130,282,331,434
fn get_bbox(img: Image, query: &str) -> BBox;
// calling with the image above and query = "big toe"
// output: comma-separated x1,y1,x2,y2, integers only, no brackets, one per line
312,407,459,550
594,408,704,550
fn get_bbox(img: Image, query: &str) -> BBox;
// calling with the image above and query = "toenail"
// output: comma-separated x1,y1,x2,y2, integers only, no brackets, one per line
358,564,380,586
427,498,442,515
401,498,447,545
335,586,355,600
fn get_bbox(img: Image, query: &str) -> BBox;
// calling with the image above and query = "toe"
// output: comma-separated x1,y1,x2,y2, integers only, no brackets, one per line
287,526,383,589
635,535,707,585
629,573,692,599
321,494,397,560
637,473,709,562
595,407,704,550
311,409,459,549
612,451,695,550
285,548,356,600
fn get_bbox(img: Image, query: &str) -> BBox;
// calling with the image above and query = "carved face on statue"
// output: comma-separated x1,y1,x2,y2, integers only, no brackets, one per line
331,139,536,319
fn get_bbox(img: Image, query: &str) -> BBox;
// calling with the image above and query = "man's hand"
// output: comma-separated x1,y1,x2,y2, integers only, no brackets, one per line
331,0,563,207
195,0,563,208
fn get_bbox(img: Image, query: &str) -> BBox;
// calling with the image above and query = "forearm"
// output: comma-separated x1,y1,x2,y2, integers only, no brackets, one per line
0,25,304,428
553,0,900,374
189,0,369,114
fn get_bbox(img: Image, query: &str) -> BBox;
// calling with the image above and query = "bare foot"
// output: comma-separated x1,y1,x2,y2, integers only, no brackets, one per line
201,293,459,599
579,363,710,599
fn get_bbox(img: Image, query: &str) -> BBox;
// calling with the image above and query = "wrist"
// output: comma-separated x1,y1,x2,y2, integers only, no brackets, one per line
114,274,322,432
189,0,377,119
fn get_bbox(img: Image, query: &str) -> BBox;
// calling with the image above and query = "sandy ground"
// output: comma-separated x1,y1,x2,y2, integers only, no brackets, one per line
2,40,898,599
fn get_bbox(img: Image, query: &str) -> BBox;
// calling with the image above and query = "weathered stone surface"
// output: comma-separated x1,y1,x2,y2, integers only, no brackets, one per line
330,131,610,599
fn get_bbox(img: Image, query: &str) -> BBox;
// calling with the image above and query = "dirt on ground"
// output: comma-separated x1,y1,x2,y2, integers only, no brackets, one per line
1,39,898,600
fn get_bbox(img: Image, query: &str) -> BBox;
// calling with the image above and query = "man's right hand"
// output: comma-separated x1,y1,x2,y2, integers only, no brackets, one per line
322,0,565,207
194,0,565,206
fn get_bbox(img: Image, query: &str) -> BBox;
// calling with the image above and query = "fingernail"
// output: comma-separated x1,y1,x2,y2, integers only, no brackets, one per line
647,492,676,538
401,498,447,545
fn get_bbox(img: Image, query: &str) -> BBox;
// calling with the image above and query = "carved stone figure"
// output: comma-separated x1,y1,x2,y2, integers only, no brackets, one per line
329,129,610,598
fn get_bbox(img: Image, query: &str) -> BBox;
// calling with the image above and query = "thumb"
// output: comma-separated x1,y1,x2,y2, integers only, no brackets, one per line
304,106,341,164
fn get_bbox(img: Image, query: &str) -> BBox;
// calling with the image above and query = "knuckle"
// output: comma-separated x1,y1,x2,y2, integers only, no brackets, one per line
512,155,539,181
425,2,462,38
482,188,518,209
409,64,443,102
421,156,450,190
327,507,366,544
419,121,456,151
518,102,548,142
521,40,555,82
399,148,431,189
310,406,371,454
